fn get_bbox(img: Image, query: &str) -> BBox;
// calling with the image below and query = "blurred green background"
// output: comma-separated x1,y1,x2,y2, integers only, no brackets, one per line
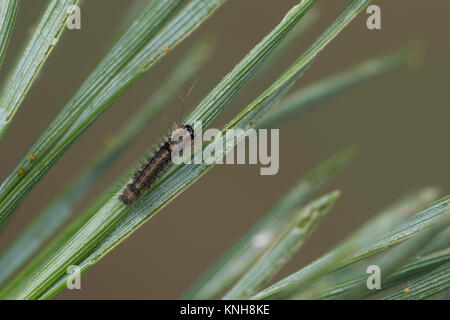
0,0,448,299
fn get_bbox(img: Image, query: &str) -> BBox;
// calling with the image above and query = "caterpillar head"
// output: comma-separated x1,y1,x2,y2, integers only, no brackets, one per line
170,124,195,147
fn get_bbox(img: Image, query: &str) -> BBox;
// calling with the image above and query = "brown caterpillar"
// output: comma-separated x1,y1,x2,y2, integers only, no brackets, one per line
119,125,194,205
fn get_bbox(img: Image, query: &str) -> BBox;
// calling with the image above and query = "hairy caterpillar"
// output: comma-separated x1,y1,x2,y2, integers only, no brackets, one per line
119,125,194,205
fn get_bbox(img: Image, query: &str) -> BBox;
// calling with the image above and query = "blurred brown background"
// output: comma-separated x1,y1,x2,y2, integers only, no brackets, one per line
0,0,448,299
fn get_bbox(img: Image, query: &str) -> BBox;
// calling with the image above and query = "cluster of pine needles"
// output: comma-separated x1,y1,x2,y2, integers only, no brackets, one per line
0,0,447,299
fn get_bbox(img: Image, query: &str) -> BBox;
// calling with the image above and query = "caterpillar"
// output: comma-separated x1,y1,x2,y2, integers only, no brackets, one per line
119,124,194,205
